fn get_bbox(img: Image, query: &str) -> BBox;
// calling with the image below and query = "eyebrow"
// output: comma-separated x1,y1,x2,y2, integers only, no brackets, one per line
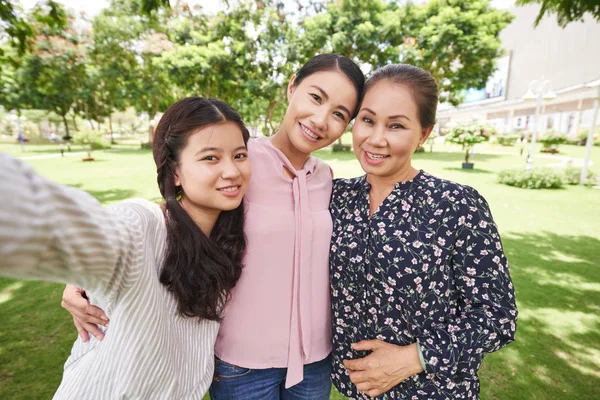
194,145,247,157
360,107,411,121
310,85,351,118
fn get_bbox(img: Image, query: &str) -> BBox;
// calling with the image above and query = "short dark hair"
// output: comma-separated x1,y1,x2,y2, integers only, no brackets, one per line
153,97,249,322
364,64,439,128
293,53,365,118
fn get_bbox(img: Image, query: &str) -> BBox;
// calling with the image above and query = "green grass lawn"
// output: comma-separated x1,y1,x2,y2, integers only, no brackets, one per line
1,142,599,400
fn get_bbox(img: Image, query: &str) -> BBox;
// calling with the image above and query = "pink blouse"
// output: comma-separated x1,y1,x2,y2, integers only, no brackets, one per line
214,137,333,388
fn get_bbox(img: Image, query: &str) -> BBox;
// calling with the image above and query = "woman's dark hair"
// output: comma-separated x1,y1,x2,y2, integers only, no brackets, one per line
152,97,250,322
364,64,439,128
293,53,365,118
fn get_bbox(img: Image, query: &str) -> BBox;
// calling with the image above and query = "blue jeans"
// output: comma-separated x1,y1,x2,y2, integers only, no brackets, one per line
209,355,332,400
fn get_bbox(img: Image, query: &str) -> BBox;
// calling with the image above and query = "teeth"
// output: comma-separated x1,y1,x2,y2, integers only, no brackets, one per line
301,124,320,140
219,186,239,192
366,152,387,160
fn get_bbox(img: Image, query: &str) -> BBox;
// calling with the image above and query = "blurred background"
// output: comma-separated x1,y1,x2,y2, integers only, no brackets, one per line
0,1,599,399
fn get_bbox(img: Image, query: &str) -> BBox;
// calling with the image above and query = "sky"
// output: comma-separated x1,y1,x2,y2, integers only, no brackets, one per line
17,0,517,18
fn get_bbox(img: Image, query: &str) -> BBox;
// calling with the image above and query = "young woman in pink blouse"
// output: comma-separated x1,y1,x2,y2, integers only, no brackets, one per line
61,54,365,399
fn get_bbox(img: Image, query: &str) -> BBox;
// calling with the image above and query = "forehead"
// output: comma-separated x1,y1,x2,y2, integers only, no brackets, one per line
362,81,418,119
297,70,358,105
184,122,245,150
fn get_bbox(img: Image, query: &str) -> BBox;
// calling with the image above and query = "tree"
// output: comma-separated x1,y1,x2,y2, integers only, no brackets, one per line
516,0,600,27
84,9,142,141
0,0,66,56
18,7,88,138
297,0,514,105
445,122,493,167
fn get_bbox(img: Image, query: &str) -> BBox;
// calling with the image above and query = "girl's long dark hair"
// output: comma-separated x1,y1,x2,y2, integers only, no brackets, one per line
152,97,249,322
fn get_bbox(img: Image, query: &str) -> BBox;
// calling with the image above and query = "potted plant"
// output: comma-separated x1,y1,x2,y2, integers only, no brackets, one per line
445,123,492,169
74,130,110,161
538,130,567,154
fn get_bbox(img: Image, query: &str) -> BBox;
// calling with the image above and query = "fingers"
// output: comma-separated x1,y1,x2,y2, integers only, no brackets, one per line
74,318,90,342
76,319,105,341
62,285,109,326
355,381,374,393
366,389,383,398
343,357,365,372
351,339,381,351
348,370,370,385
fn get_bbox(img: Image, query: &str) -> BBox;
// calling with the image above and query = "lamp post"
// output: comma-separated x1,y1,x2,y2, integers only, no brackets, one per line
580,85,599,185
522,78,557,170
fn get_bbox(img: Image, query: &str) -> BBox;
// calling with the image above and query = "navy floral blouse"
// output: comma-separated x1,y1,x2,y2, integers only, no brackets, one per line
329,171,517,399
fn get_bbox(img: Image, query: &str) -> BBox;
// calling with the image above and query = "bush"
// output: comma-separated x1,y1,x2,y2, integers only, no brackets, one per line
496,134,519,146
577,127,599,146
498,167,564,189
564,166,598,186
73,130,111,158
332,143,352,152
538,130,567,152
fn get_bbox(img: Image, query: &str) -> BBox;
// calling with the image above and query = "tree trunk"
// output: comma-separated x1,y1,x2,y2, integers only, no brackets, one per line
108,114,114,143
465,147,470,164
71,114,78,132
62,114,70,137
264,100,279,136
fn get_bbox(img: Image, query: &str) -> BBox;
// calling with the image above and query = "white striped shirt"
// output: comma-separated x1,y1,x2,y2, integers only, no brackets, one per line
0,154,218,399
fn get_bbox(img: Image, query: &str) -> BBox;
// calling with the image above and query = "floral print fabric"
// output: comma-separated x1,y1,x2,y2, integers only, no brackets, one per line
329,171,517,399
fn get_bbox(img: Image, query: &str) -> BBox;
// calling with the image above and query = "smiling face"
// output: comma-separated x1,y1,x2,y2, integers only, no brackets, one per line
352,80,432,181
175,121,251,217
280,70,359,158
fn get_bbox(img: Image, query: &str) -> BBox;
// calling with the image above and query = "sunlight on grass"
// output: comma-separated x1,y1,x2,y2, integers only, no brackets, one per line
521,267,600,292
541,250,590,264
519,308,597,336
0,281,24,304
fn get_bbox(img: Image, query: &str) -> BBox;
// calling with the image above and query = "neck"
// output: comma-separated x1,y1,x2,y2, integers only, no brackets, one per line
270,129,310,170
367,164,418,194
179,197,220,237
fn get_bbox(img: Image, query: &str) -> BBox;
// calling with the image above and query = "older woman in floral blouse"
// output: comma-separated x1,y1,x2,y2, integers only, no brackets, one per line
329,64,517,399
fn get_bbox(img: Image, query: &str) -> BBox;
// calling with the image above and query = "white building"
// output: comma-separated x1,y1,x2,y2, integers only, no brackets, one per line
437,3,600,137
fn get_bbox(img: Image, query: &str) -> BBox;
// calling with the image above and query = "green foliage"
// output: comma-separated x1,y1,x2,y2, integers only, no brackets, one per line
577,127,599,145
0,0,66,56
564,166,598,186
446,123,494,146
445,122,494,163
496,134,519,146
516,0,600,27
498,167,565,189
538,130,567,151
332,143,352,152
73,130,110,158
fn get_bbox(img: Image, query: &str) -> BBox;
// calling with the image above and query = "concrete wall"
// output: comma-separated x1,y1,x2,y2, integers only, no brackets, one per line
501,4,600,100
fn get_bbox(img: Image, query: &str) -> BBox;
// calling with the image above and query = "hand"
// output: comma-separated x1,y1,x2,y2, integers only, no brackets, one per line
343,340,424,398
61,284,109,342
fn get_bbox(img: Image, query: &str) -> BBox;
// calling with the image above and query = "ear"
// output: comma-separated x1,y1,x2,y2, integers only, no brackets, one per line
174,166,181,187
418,126,434,148
287,74,297,102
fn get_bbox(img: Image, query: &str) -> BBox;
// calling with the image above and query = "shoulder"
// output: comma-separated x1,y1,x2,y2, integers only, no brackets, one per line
416,173,493,226
415,172,485,205
332,176,366,197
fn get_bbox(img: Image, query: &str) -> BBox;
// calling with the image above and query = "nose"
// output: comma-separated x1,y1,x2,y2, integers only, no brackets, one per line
366,125,386,148
309,107,328,132
221,158,242,180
